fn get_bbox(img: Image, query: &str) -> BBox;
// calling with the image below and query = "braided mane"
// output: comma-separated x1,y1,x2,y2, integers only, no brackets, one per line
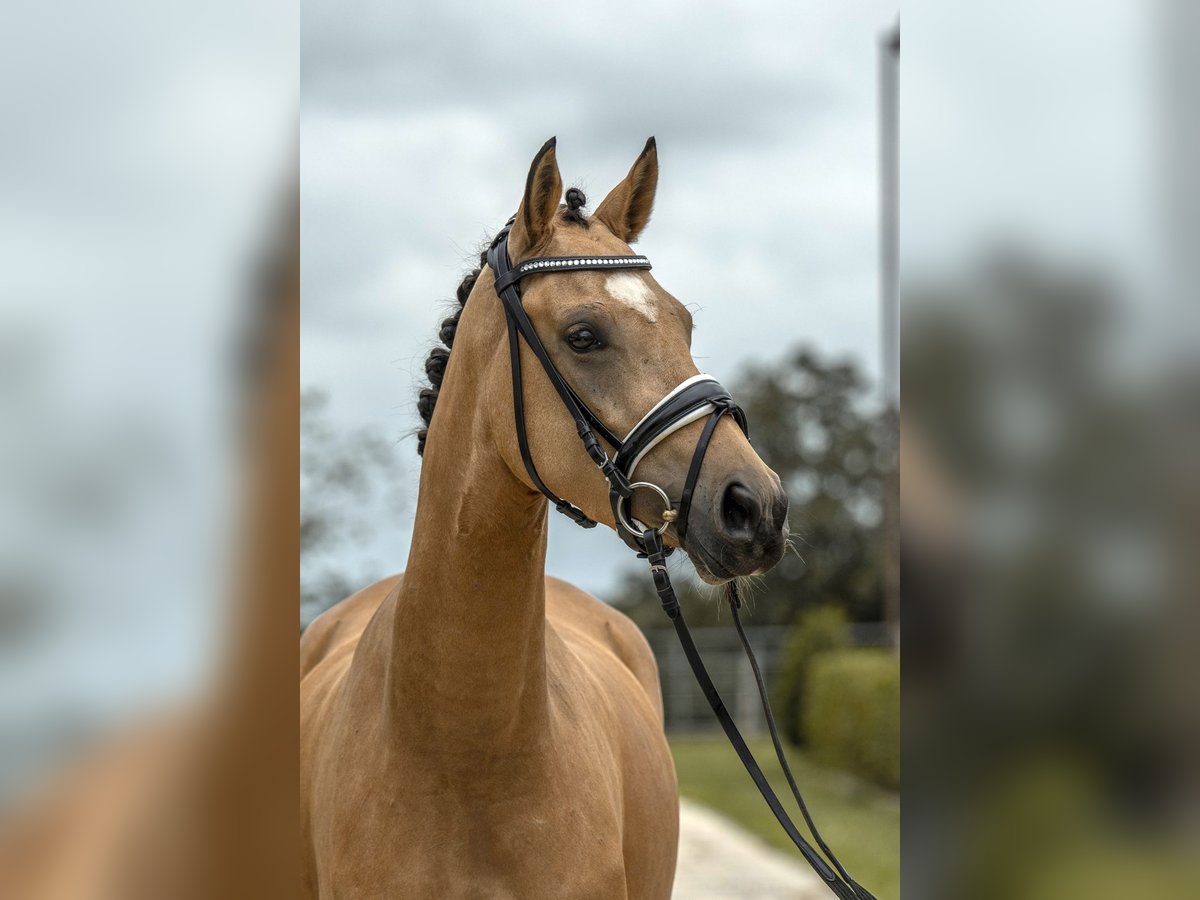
415,190,588,457
415,246,486,456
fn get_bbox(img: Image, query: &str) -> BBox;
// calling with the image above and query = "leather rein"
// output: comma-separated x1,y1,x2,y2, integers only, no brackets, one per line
486,220,875,900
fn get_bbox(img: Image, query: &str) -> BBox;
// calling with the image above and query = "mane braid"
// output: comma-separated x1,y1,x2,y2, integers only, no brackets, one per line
415,244,489,457
562,187,588,227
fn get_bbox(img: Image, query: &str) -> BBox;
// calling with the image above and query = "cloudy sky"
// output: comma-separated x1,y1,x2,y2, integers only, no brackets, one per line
301,0,897,597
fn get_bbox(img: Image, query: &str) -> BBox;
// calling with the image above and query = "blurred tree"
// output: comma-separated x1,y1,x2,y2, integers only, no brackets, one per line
609,347,896,627
300,388,405,629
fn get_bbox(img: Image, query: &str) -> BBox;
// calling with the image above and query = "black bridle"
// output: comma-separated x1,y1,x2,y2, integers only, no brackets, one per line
487,220,876,900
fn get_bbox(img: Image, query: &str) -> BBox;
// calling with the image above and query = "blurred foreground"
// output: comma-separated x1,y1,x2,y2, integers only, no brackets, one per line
903,1,1200,896
0,3,297,895
0,206,298,898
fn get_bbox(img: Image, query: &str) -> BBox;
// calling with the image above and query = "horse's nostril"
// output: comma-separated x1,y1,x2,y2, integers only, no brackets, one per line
721,483,761,537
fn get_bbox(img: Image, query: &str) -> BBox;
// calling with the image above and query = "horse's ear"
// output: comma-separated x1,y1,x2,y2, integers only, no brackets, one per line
594,137,658,244
509,137,563,258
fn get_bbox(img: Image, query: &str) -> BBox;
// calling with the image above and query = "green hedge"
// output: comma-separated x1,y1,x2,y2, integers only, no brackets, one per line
773,606,850,746
805,649,900,789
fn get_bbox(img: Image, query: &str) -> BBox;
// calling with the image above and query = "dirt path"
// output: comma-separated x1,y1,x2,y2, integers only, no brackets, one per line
673,799,827,900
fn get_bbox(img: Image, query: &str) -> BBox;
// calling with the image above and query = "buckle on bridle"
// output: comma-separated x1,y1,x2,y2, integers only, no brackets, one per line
555,501,596,527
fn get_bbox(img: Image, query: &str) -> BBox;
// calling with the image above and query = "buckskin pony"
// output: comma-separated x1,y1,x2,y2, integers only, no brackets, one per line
300,138,789,899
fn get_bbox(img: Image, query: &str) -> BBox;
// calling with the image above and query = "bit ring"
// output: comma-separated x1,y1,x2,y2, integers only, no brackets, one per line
616,481,675,538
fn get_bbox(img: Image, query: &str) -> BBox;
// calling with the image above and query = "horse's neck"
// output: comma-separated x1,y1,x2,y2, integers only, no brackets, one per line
386,319,551,757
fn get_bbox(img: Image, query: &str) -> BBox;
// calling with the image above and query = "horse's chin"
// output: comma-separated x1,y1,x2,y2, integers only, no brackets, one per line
685,528,787,585
685,541,736,586
691,562,729,586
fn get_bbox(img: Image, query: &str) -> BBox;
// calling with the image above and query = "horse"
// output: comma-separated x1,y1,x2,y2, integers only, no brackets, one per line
299,137,789,899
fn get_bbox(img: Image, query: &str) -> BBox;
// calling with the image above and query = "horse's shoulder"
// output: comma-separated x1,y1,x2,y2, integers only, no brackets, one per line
300,574,403,679
545,576,663,718
545,575,639,643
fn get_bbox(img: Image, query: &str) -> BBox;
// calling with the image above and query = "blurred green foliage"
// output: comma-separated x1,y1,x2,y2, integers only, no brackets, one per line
773,605,850,746
739,348,895,622
805,649,900,789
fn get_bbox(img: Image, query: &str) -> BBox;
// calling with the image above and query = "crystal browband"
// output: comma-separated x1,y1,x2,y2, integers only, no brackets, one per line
493,254,651,294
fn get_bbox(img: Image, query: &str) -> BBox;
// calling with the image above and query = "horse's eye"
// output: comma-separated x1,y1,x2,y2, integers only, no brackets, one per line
565,325,601,353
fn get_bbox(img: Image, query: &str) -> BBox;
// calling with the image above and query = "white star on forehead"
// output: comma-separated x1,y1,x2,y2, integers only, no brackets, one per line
605,272,657,323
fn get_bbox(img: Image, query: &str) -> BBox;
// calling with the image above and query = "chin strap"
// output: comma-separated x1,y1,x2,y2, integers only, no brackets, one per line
486,218,876,900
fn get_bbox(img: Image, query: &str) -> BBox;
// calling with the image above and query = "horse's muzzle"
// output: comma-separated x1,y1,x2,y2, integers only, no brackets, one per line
687,477,788,583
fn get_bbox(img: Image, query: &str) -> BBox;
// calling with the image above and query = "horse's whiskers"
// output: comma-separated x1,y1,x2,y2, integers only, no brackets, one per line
783,534,806,565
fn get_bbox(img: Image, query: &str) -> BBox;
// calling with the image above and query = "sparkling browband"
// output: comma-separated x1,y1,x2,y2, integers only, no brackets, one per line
512,255,651,279
493,253,652,295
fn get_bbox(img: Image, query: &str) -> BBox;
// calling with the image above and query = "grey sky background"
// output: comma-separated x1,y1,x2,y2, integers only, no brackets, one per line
301,1,897,598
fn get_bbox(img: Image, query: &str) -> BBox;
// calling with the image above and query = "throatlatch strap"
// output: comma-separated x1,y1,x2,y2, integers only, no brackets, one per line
505,314,595,527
